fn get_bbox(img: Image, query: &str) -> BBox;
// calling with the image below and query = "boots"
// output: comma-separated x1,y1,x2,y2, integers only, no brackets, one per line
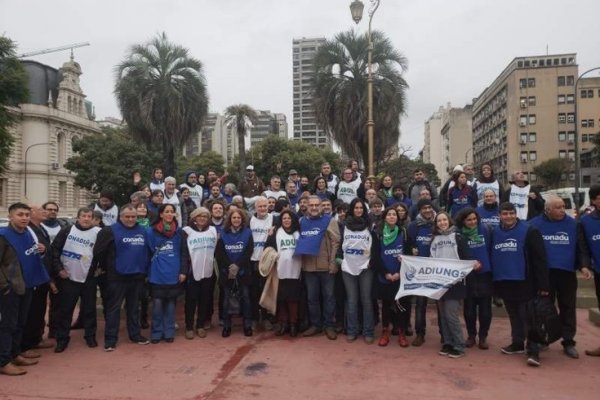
275,322,289,336
289,323,298,337
378,328,390,347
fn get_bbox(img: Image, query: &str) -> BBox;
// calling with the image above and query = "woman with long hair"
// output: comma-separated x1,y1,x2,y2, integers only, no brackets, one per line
312,176,335,203
146,204,186,343
473,162,503,207
447,172,477,216
215,208,254,337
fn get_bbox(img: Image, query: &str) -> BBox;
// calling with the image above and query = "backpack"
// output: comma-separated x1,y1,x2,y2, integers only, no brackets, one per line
526,296,562,345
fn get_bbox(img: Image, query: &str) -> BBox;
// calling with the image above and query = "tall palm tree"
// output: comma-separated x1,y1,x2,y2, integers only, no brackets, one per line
224,104,257,177
114,32,208,177
311,29,408,170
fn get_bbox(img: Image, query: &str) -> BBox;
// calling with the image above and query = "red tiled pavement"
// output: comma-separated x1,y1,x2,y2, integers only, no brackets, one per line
1,308,599,400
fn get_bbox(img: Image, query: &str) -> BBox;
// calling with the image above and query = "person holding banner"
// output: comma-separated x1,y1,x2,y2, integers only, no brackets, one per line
371,207,412,347
430,211,480,359
454,207,493,350
491,202,549,367
340,199,375,344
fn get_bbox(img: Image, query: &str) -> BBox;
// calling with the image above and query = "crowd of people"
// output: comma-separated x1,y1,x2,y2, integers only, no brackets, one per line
1,160,599,376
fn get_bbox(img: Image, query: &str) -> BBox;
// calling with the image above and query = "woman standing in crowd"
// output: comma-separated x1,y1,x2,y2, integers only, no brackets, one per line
147,189,164,220
313,176,336,203
215,208,254,337
135,202,150,227
340,198,375,343
447,172,477,216
146,204,186,344
395,202,411,228
454,207,493,350
371,207,411,347
136,201,151,329
179,187,197,227
377,175,394,204
473,162,503,207
265,209,302,337
182,207,218,339
429,211,479,358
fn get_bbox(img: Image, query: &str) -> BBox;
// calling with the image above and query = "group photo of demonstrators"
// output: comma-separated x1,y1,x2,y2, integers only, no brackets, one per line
2,159,600,377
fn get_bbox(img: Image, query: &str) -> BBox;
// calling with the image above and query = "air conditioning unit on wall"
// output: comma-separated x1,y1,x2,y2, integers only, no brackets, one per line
51,163,60,170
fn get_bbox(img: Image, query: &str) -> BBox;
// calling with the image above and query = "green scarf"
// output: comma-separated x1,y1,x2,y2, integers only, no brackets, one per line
461,226,482,244
383,224,399,246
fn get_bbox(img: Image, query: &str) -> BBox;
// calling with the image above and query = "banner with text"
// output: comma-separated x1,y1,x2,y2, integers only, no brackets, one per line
395,256,475,300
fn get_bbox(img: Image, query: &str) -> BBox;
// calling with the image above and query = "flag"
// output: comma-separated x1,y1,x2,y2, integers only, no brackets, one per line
395,255,475,300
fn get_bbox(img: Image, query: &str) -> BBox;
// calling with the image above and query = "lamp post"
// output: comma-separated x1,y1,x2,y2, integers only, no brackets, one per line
350,0,380,177
573,67,600,210
24,142,49,199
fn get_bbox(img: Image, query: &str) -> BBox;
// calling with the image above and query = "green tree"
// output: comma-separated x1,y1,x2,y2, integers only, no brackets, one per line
65,127,162,205
177,151,226,182
380,151,441,188
114,32,208,177
0,36,29,174
311,29,408,170
224,104,257,177
533,157,572,189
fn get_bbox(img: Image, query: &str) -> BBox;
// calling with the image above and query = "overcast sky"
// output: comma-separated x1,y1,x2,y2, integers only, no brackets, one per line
2,0,600,157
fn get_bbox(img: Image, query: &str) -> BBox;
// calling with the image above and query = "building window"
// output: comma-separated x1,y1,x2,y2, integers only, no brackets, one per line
566,94,575,104
569,173,576,181
520,115,528,125
567,113,575,123
520,133,528,143
59,182,67,209
530,173,537,182
529,114,536,124
582,134,589,142
529,151,537,161
558,95,565,104
558,76,566,86
568,132,575,142
568,150,575,161
581,89,594,98
558,131,566,141
529,132,537,142
528,78,535,88
520,152,528,162
558,113,566,124
559,150,566,159
519,78,527,88
528,96,536,106
566,76,574,86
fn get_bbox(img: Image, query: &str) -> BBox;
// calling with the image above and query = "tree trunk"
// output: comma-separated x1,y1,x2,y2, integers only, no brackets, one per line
164,147,176,179
238,127,246,178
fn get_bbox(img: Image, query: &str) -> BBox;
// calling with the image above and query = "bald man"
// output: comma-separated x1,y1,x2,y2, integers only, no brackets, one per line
530,196,593,359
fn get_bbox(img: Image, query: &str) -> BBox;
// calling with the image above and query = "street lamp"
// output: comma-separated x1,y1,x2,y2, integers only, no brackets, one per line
350,0,380,177
24,142,49,199
573,67,600,210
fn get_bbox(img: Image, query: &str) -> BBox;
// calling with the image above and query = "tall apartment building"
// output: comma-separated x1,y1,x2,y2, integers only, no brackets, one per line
579,76,600,186
423,103,451,178
292,37,331,149
472,54,582,186
441,105,473,175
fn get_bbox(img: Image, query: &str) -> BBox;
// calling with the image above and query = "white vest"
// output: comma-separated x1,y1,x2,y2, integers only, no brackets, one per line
183,226,217,281
337,180,361,204
180,183,203,208
324,174,339,195
341,227,372,275
60,225,100,283
41,222,61,243
263,190,286,200
250,214,273,261
94,204,118,226
276,228,302,279
149,181,165,192
163,191,182,225
474,180,500,207
509,184,530,220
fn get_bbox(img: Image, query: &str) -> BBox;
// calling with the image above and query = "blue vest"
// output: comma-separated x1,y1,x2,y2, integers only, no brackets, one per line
449,187,472,216
407,221,433,257
112,222,149,275
476,206,500,229
147,228,182,285
295,215,332,256
530,215,577,272
491,221,529,281
378,232,404,284
221,228,252,264
581,213,600,273
0,226,49,288
465,224,492,273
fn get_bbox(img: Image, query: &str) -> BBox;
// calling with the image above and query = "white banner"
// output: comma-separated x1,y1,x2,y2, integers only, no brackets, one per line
395,255,475,301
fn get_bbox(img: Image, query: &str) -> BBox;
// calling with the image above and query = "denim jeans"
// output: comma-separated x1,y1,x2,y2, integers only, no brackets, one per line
104,280,143,346
414,296,428,336
222,282,252,329
342,269,374,337
463,295,492,338
304,271,336,329
504,299,541,355
0,288,32,367
151,297,177,340
438,299,465,351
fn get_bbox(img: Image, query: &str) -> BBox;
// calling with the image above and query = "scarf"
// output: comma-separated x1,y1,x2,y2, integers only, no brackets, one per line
154,220,177,238
461,225,482,244
345,216,369,232
383,224,399,246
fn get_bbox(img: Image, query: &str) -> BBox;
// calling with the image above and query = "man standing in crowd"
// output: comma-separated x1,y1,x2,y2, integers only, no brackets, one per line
408,169,438,205
295,196,340,340
476,189,501,229
0,203,50,376
149,167,165,192
93,205,151,351
92,191,119,227
286,180,300,208
180,171,203,207
239,165,265,198
52,208,101,353
319,162,339,195
263,176,286,200
530,196,593,359
491,202,549,367
287,169,301,192
41,202,70,243
335,168,364,205
501,170,544,221
163,177,182,225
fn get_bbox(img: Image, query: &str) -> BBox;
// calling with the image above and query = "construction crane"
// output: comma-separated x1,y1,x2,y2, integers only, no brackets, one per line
19,42,90,58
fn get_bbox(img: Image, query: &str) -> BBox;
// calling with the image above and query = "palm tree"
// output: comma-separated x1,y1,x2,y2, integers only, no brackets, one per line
311,29,408,170
114,32,208,177
224,104,257,177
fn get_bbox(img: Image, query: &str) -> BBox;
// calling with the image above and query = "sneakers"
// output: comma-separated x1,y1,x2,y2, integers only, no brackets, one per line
346,334,357,343
0,362,27,376
378,329,390,347
185,330,195,340
563,345,579,359
527,353,541,367
364,336,375,345
131,336,150,345
447,349,465,359
412,335,425,347
465,336,476,348
478,337,489,350
325,327,337,340
398,334,409,348
439,344,452,356
302,326,322,337
501,343,525,355
85,337,98,348
104,344,116,352
196,328,207,338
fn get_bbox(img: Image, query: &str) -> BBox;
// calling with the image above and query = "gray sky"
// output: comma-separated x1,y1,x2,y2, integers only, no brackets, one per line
3,0,600,157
